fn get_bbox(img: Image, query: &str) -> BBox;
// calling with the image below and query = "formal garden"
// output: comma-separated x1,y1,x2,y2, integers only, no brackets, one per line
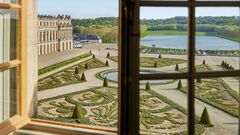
37,86,207,134
108,55,186,68
179,64,239,117
38,57,106,91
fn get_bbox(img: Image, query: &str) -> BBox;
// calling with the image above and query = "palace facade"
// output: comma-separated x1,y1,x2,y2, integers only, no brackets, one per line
37,15,73,55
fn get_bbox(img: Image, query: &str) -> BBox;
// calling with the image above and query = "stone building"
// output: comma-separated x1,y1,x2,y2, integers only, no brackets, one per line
37,15,73,55
73,33,102,48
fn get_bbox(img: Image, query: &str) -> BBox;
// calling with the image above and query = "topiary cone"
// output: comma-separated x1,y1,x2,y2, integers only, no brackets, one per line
158,54,162,58
203,60,206,65
103,77,109,87
154,61,157,68
72,105,84,119
105,60,109,66
93,54,95,59
75,67,79,74
145,81,151,90
107,52,110,58
81,72,86,81
175,64,179,71
85,63,88,69
177,80,182,89
200,107,212,125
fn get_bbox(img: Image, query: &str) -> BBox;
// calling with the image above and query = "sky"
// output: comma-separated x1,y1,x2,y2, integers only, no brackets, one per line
38,0,239,19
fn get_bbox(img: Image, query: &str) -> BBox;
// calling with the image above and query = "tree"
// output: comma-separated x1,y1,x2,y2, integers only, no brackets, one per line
103,77,109,87
196,78,202,83
72,105,84,119
177,80,182,89
158,54,162,58
75,67,79,74
81,72,86,81
85,63,88,69
154,61,157,67
203,59,206,65
105,60,109,66
107,52,110,58
93,54,95,59
175,64,179,71
200,107,212,125
145,81,151,90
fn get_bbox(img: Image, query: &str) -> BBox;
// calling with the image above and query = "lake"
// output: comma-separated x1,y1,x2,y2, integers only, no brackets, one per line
140,35,240,50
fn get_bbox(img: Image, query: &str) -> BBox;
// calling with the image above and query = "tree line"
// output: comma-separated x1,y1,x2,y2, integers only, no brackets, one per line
72,16,240,43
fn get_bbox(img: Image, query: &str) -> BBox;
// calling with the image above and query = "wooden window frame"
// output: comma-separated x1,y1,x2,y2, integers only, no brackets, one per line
0,0,30,134
137,1,240,135
1,0,239,135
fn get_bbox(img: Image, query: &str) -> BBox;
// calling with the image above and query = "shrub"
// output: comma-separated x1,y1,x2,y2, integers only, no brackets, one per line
177,80,182,89
105,60,109,66
81,72,86,81
89,50,92,54
72,105,84,119
107,52,110,58
203,60,206,65
93,54,95,59
85,63,88,69
145,81,151,90
221,61,224,67
158,54,162,58
196,78,202,83
103,77,109,87
200,107,212,126
75,67,79,74
175,64,179,71
154,61,157,67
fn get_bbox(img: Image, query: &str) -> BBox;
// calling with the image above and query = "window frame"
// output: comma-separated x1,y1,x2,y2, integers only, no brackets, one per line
138,0,240,135
0,0,30,134
0,0,239,135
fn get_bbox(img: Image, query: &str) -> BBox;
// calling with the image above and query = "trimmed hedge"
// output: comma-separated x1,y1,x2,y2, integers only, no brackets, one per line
38,53,92,75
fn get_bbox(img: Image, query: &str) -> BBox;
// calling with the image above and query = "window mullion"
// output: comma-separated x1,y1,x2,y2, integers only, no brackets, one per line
118,0,140,134
188,1,196,135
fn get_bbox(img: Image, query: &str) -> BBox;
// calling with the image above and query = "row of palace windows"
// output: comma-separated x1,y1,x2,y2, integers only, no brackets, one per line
39,21,71,27
39,31,72,43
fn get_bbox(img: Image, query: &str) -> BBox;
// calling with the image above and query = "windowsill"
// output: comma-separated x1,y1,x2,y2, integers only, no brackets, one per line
19,118,117,135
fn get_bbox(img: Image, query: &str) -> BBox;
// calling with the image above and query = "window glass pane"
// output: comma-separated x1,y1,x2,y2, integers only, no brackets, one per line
36,0,119,131
140,7,188,74
195,7,240,72
0,67,18,122
139,79,207,134
0,9,18,63
193,77,239,134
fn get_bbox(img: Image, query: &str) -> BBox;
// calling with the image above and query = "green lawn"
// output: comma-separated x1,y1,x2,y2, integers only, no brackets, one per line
141,30,207,38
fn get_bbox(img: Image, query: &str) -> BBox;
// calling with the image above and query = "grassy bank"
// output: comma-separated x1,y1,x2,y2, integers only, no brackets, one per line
141,30,207,38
